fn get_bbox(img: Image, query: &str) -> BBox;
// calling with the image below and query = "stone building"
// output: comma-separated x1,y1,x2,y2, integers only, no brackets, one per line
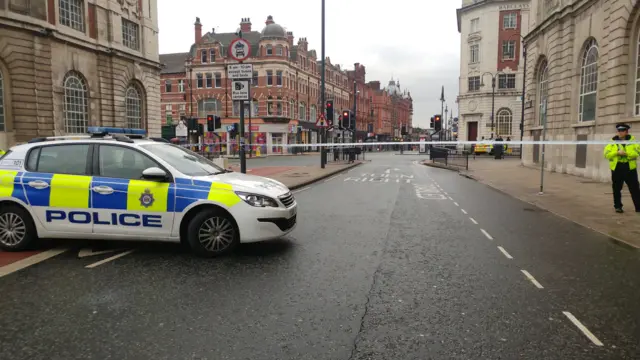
522,0,640,181
456,0,531,142
0,0,161,149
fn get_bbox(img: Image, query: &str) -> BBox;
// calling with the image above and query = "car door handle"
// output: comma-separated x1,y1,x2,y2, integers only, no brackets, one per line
91,186,114,195
27,180,49,189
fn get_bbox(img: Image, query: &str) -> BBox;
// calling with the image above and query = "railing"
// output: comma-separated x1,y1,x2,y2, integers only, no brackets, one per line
430,147,469,170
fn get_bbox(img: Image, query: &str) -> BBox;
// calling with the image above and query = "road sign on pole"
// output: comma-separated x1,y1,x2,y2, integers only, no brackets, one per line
231,80,249,100
316,113,328,127
228,63,253,79
228,38,251,62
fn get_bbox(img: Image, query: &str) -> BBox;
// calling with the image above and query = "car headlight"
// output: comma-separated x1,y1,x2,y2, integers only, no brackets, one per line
235,192,279,207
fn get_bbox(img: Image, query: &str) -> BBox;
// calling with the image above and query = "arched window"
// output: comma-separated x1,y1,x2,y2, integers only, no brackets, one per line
579,39,598,122
125,85,143,129
496,108,512,136
197,98,222,117
63,71,89,134
537,60,548,126
0,70,5,132
267,96,273,115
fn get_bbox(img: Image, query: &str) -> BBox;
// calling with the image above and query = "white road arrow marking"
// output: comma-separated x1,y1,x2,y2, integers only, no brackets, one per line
78,248,121,258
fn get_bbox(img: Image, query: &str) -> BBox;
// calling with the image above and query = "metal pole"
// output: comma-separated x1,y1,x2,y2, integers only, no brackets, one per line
320,0,326,168
238,33,246,174
520,43,527,159
539,99,548,194
491,77,496,138
248,89,252,158
189,67,193,117
352,80,357,144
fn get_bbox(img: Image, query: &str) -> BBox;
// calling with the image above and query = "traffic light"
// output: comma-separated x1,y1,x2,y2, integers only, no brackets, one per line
401,125,407,135
430,116,435,128
342,110,350,129
206,115,221,131
326,100,334,121
188,117,198,131
434,114,442,132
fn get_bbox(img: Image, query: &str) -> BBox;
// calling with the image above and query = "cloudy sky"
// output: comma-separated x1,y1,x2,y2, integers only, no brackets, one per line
157,0,460,128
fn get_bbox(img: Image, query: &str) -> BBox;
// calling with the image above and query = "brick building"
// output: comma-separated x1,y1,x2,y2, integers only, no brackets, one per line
368,79,413,141
0,0,162,148
522,0,640,182
159,16,413,154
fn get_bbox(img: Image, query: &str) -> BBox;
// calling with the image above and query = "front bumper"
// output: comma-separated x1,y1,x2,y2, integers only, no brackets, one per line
234,201,298,243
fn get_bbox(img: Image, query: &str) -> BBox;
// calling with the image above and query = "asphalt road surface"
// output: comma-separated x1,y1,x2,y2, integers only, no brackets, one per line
1,153,639,359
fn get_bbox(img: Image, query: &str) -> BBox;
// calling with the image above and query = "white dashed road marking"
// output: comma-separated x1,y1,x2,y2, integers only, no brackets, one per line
324,175,339,182
453,202,459,207
461,209,468,214
562,311,604,346
497,246,513,259
480,228,493,240
293,187,311,194
521,270,544,289
469,217,478,224
85,250,135,269
0,248,68,278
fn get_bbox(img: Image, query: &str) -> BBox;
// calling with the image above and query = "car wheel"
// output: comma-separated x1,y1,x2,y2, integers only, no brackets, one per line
0,205,38,251
186,209,239,257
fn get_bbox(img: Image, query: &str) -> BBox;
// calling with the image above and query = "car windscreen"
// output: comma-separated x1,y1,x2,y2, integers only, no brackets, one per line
139,143,225,177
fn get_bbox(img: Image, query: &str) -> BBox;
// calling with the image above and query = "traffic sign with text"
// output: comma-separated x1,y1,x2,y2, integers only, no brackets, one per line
232,80,250,100
228,63,253,79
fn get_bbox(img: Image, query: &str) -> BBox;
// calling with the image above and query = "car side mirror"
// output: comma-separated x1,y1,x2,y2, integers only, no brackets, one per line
141,167,168,181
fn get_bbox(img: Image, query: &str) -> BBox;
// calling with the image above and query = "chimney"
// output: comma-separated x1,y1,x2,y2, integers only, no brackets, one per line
194,17,202,44
286,31,294,46
240,18,252,32
354,62,360,69
265,15,274,25
369,81,381,91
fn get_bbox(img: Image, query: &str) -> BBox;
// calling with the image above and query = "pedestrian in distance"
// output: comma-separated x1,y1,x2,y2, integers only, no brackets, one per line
603,123,640,213
493,135,504,160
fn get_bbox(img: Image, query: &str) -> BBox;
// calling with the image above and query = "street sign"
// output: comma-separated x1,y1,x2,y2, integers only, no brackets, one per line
228,63,253,79
175,120,188,137
316,113,328,127
228,38,251,62
231,80,249,100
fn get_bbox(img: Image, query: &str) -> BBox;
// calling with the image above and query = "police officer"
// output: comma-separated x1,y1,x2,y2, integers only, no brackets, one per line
0,149,5,156
604,123,640,213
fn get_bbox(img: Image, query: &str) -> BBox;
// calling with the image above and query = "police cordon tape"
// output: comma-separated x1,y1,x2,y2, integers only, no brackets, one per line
176,140,640,148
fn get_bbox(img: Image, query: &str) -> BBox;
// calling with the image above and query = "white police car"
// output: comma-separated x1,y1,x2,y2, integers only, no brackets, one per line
0,127,297,257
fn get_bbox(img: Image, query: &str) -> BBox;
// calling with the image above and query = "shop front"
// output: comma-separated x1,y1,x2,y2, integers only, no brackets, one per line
217,123,292,156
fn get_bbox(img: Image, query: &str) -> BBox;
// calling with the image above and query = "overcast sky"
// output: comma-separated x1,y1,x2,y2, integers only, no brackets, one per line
157,0,460,128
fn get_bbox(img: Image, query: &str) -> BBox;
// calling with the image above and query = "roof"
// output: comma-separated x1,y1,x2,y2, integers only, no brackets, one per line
160,52,189,74
195,31,263,58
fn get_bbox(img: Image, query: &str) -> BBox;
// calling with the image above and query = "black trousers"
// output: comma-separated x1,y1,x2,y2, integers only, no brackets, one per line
612,162,640,211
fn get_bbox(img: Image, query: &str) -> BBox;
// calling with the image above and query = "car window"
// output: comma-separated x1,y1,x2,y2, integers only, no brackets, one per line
35,145,90,175
99,145,159,179
139,143,224,176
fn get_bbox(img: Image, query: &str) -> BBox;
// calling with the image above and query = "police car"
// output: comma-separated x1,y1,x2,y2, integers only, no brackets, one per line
0,127,297,257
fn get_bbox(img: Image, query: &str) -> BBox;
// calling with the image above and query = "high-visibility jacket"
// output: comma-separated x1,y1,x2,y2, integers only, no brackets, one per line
0,150,5,156
603,135,638,170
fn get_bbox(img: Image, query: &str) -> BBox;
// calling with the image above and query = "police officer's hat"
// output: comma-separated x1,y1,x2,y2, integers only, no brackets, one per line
616,123,630,131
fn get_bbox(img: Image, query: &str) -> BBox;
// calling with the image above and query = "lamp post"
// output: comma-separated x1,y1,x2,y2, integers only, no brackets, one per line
507,33,527,159
539,99,548,194
320,0,326,168
185,59,194,118
479,71,505,138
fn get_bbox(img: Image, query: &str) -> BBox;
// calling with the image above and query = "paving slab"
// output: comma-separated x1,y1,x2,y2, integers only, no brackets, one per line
452,157,640,248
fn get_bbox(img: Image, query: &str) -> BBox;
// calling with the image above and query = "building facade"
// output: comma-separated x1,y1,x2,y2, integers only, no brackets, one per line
456,0,531,142
522,0,640,181
159,16,413,154
0,0,161,148
368,79,412,141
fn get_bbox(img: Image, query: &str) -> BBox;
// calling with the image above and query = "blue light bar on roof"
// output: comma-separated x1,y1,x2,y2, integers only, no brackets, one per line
87,127,146,135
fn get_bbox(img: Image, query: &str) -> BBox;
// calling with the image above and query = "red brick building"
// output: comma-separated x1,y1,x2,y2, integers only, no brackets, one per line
368,79,413,141
159,16,412,153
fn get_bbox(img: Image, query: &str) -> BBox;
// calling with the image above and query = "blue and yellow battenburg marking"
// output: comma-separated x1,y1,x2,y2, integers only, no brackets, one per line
11,172,240,213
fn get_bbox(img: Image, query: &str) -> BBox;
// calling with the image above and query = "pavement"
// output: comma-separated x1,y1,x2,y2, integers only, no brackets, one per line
428,157,640,249
1,153,640,359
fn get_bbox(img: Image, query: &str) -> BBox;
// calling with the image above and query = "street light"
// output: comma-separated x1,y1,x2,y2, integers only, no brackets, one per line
185,59,194,118
478,71,505,138
507,33,527,159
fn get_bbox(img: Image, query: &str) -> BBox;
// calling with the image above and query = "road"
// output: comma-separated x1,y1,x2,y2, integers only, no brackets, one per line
1,152,639,359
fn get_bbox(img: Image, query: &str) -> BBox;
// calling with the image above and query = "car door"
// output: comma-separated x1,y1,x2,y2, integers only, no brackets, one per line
21,143,94,234
90,144,176,237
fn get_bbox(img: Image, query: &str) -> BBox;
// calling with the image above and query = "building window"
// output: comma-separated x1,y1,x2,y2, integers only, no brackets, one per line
276,97,283,115
299,102,306,121
196,74,203,88
266,45,273,56
59,0,85,32
498,74,516,89
125,85,143,128
215,73,222,88
210,49,216,63
496,109,513,136
164,80,171,92
290,100,295,118
0,70,4,131
503,13,517,29
276,71,283,86
579,39,598,122
232,100,253,117
252,98,259,116
470,44,479,63
276,45,283,56
537,61,548,125
252,71,258,86
267,70,273,86
205,73,212,88
63,71,89,134
310,105,317,123
121,19,140,51
178,79,185,92
197,98,222,117
201,49,207,63
267,96,273,115
502,40,516,60
468,76,480,92
470,18,479,33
